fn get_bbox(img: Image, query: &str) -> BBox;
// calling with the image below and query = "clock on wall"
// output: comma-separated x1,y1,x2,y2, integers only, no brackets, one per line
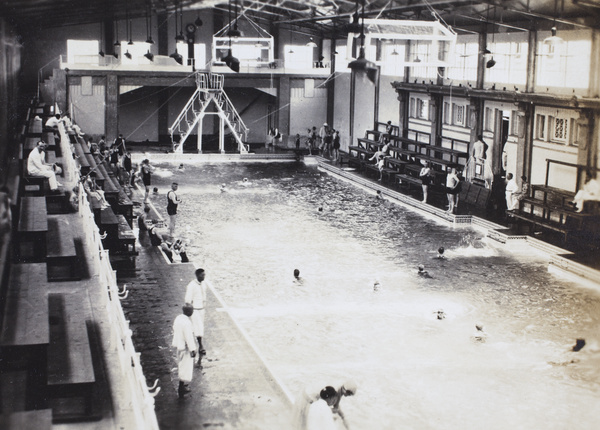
186,23,196,34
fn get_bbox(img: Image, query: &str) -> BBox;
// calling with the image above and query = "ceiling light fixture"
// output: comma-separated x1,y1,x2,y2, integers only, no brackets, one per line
125,51,132,59
170,48,183,65
222,0,240,71
347,0,378,84
306,37,317,48
99,21,105,57
144,50,154,61
175,3,185,42
145,5,154,44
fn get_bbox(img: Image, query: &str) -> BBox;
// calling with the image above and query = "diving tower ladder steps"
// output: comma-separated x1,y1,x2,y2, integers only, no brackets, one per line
169,73,249,154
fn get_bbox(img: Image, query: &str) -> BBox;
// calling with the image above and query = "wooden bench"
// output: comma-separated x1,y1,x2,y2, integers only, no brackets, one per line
16,196,48,262
46,216,80,281
112,214,137,255
100,206,119,245
396,173,422,189
509,211,573,241
364,163,396,184
47,293,96,421
0,263,49,350
0,409,53,430
0,263,50,409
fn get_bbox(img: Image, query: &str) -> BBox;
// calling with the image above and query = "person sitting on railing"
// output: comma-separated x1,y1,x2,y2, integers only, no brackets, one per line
83,172,110,209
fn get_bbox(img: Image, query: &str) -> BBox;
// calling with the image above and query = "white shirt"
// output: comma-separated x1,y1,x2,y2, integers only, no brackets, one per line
306,399,336,430
185,279,208,310
45,117,60,128
171,314,196,351
27,148,46,173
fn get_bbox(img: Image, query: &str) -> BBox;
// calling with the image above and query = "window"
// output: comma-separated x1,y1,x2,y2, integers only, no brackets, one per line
536,114,546,140
416,98,429,120
409,97,416,118
510,111,519,136
452,104,465,126
551,116,568,143
67,39,99,64
443,102,450,124
484,107,494,131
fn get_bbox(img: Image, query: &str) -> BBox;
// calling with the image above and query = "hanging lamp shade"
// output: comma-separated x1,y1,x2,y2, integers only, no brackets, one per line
222,49,240,72
144,50,154,61
124,51,132,59
348,47,378,84
146,36,154,44
170,49,183,65
99,50,105,57
306,38,317,48
486,57,496,68
176,32,186,42
195,16,203,27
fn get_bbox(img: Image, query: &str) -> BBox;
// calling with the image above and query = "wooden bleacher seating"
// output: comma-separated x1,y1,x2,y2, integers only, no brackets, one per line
458,181,491,212
16,196,48,262
46,216,80,281
511,184,600,242
47,293,96,421
0,409,53,430
0,263,50,410
115,214,137,255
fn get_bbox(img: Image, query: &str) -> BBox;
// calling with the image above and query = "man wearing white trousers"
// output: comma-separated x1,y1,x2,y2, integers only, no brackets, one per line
172,303,198,398
185,268,209,357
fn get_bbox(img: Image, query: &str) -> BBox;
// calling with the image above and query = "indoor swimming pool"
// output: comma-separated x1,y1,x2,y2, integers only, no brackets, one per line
147,161,600,430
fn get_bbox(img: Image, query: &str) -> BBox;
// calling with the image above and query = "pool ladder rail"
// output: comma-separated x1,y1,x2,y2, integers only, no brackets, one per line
169,72,249,154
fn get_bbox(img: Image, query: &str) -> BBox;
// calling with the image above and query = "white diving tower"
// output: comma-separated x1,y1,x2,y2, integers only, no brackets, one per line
169,73,249,154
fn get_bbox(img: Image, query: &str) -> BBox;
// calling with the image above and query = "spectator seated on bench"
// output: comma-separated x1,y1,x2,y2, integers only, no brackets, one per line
44,114,61,133
83,173,110,209
27,140,62,193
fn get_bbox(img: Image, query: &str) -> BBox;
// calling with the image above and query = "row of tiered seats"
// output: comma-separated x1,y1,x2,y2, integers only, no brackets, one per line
69,133,136,260
511,184,600,242
347,122,469,191
0,100,99,425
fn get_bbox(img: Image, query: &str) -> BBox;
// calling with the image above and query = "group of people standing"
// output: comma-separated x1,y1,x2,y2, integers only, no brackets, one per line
305,123,341,161
172,268,210,398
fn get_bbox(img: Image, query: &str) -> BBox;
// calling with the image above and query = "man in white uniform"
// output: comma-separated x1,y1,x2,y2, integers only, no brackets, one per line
172,304,198,398
27,140,62,192
505,173,519,211
185,268,209,356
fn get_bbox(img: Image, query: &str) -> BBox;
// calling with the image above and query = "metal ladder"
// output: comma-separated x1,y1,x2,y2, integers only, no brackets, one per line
169,73,249,153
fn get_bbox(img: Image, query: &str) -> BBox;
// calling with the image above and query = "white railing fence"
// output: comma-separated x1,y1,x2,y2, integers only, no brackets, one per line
78,171,160,430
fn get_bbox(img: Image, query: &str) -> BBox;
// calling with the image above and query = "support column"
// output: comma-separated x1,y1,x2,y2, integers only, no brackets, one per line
106,74,118,141
430,94,442,146
158,89,169,145
197,117,203,153
158,12,169,57
397,90,409,137
589,29,600,98
476,32,487,90
54,69,67,118
525,30,537,93
278,76,290,139
219,115,225,153
349,70,356,146
516,102,533,182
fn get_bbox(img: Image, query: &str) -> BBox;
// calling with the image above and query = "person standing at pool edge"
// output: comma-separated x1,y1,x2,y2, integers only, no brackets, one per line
167,182,182,237
172,304,197,398
139,158,154,203
185,268,210,358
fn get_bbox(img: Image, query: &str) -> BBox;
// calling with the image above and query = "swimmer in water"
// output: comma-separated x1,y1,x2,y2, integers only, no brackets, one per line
220,183,227,193
293,269,303,285
437,247,446,259
471,324,487,342
373,280,381,292
418,264,432,278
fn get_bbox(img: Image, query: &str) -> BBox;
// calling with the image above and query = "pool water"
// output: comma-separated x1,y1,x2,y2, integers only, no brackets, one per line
149,162,600,430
